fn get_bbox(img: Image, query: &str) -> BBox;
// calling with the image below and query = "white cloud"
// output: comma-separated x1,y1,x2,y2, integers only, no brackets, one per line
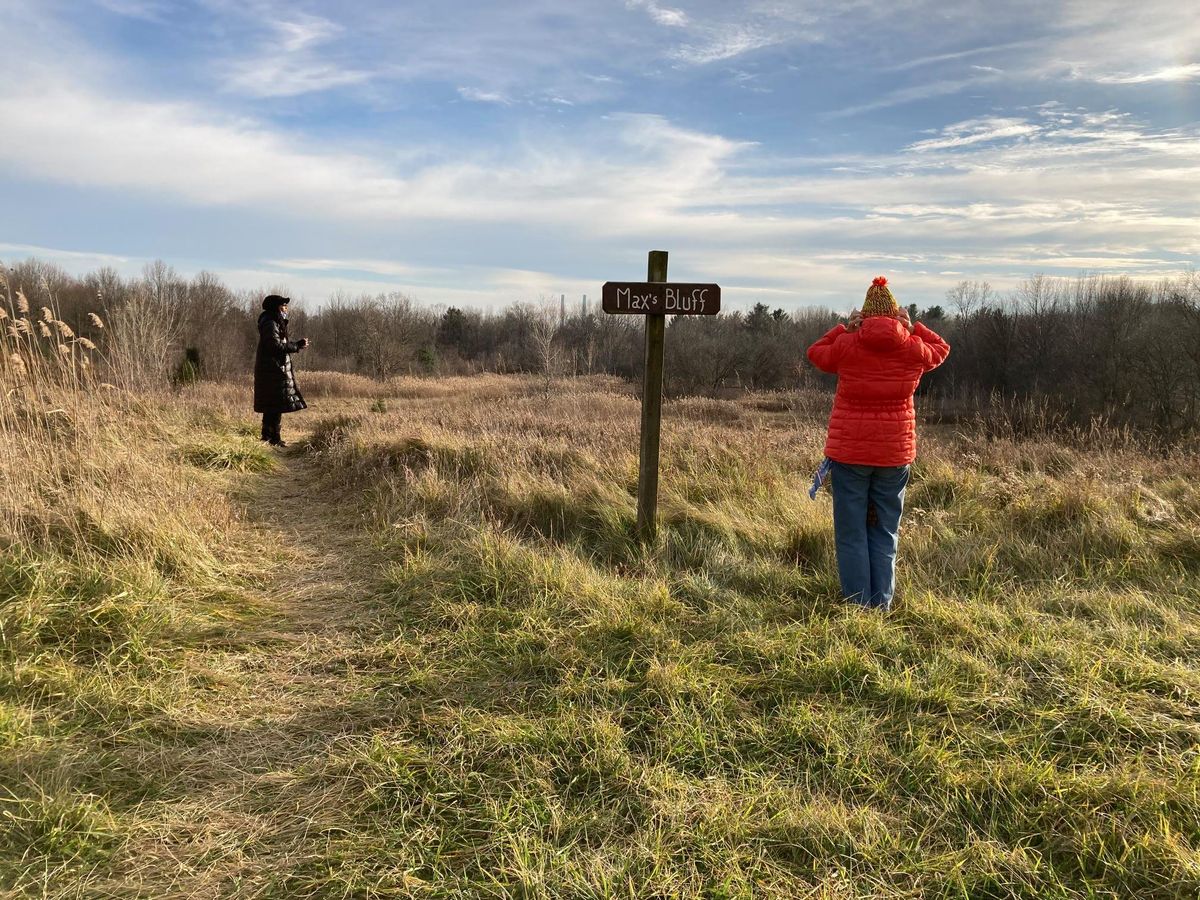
457,86,513,105
274,14,342,52
1085,63,1200,85
218,11,373,97
224,59,373,97
5,63,1196,279
0,242,132,268
0,73,747,235
671,27,780,64
1044,0,1200,85
262,257,444,278
626,0,689,28
906,117,1040,152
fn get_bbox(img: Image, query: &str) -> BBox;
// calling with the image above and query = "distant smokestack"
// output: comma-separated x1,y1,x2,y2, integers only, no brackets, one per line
560,293,565,327
582,294,588,317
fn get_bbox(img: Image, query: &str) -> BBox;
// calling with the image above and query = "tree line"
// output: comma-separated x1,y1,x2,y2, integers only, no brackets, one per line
4,257,1198,443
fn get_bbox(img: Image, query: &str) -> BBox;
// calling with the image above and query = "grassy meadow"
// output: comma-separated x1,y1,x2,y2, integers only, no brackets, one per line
2,312,1200,897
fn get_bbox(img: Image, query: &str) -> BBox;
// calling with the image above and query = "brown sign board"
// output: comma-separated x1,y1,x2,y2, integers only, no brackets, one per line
602,282,721,316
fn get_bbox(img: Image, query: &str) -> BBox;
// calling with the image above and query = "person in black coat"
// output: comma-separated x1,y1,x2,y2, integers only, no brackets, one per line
254,294,310,446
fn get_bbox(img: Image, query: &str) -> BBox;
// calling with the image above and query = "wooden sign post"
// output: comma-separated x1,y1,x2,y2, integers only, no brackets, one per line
602,252,721,543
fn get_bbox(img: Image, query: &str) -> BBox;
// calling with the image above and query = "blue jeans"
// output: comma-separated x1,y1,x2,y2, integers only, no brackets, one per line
830,461,910,610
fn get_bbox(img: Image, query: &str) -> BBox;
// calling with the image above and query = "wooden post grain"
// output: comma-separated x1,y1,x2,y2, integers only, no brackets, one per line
637,250,668,543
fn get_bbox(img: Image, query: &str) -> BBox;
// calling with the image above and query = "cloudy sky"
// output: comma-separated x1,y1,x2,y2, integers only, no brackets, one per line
1,0,1197,311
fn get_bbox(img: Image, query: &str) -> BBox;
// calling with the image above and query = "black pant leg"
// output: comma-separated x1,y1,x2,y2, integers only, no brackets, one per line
262,411,282,441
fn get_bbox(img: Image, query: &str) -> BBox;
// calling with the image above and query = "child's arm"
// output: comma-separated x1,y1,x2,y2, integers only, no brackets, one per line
807,324,852,374
907,322,950,372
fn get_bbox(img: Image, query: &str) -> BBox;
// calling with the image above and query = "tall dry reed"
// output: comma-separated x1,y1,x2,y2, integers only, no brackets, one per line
0,271,111,541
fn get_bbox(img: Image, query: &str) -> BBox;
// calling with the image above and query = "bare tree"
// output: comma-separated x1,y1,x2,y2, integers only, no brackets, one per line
530,300,561,399
106,286,179,391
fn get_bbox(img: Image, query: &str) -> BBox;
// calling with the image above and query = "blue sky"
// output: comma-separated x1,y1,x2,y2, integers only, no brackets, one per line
1,0,1197,311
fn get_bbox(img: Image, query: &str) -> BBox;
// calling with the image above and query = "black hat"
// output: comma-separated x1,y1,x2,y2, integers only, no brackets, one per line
262,294,290,311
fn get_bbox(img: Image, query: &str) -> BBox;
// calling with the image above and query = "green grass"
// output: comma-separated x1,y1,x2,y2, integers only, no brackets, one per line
2,380,1199,897
178,438,277,472
263,395,1200,898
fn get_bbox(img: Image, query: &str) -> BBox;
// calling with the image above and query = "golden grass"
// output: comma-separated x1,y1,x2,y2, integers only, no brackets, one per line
3,325,1200,898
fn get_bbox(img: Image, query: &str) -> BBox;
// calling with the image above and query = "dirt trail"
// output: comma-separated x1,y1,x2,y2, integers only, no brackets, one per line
113,445,392,899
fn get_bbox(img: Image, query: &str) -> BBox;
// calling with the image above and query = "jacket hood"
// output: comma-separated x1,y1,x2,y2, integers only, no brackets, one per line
858,315,909,352
258,310,275,327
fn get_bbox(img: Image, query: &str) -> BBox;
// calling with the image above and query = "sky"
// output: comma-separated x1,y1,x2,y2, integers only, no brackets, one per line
0,0,1197,312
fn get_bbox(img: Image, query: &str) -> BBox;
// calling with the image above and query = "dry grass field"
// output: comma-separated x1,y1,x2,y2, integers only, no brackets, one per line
3,310,1200,898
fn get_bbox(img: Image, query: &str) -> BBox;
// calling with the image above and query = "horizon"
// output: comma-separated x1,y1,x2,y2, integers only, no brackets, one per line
1,0,1197,312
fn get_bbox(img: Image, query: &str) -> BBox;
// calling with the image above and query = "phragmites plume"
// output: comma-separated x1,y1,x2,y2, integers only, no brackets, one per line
54,320,75,339
78,336,97,351
5,325,19,339
57,343,71,356
37,321,52,339
15,291,29,314
40,306,53,322
88,312,105,330
80,355,91,369
9,352,26,377
0,306,7,321
13,317,31,335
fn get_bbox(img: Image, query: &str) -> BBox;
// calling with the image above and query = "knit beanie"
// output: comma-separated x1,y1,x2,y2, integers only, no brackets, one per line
861,276,899,318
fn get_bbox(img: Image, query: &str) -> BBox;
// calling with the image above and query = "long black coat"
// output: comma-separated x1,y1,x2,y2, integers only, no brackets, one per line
253,311,307,414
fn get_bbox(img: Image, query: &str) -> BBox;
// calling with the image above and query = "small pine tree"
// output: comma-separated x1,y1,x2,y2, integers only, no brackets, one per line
417,345,437,374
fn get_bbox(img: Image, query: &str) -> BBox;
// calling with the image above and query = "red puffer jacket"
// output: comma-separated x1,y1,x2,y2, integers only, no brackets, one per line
807,317,950,467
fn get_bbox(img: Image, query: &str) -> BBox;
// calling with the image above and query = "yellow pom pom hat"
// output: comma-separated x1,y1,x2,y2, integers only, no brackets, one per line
861,276,899,318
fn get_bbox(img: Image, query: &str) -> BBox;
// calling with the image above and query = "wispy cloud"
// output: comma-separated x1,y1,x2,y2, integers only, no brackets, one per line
263,257,444,278
626,0,689,28
671,27,781,65
1083,63,1200,85
457,86,512,105
225,59,372,97
906,117,1040,152
274,13,342,51
886,40,1038,72
220,11,373,97
0,242,131,267
826,73,1003,119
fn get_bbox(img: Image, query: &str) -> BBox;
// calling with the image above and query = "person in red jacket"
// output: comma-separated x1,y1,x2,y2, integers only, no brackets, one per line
807,276,950,610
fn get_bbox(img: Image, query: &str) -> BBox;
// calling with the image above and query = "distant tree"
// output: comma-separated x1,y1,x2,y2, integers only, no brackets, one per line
437,307,468,348
4,254,1198,441
744,302,773,333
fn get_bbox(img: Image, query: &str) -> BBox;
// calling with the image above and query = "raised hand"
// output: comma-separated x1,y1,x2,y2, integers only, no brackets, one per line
846,309,864,332
894,308,914,333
